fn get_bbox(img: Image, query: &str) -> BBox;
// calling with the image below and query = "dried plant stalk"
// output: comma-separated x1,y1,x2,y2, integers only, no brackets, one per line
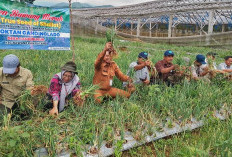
31,85,48,96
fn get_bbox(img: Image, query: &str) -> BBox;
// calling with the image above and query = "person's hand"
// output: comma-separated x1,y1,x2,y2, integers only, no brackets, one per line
169,65,174,70
216,70,225,74
193,77,199,81
49,107,58,116
143,79,150,85
173,64,179,70
104,42,112,51
145,60,151,66
127,83,136,93
128,77,133,84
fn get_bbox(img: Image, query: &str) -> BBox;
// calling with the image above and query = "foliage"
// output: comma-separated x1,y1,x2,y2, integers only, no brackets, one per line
9,0,36,4
106,29,116,43
0,36,231,156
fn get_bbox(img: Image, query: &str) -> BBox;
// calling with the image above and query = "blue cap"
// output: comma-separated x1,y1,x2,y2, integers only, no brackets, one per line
164,50,174,56
3,54,19,74
138,52,148,59
196,54,206,64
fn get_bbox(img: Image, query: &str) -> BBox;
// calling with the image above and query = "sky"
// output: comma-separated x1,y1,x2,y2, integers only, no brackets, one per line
34,0,153,7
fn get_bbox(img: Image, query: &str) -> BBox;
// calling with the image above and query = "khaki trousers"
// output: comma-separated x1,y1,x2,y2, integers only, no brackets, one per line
94,87,130,103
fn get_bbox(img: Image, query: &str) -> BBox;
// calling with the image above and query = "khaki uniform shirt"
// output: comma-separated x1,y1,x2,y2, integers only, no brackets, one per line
93,50,129,90
0,67,34,109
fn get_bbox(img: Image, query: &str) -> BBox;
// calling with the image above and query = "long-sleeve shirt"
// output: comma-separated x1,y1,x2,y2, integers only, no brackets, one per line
93,50,129,90
0,67,34,109
48,74,81,101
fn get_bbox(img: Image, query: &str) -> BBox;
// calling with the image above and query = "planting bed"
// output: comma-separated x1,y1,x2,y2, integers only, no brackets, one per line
34,107,230,157
0,36,232,157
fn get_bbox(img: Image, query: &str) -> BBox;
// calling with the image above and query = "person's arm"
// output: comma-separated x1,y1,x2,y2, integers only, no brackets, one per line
191,65,199,80
72,81,81,96
200,67,209,77
221,69,232,73
161,65,174,74
155,61,174,74
143,79,150,85
115,64,130,82
95,42,112,69
48,76,61,115
49,100,58,116
134,60,150,71
214,70,226,74
26,70,34,90
217,64,232,73
143,67,150,85
95,50,106,69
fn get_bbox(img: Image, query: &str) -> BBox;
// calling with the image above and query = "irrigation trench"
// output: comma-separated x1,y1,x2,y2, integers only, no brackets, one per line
35,107,231,157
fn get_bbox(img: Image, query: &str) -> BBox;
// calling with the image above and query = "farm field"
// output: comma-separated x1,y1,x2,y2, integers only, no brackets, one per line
0,36,231,156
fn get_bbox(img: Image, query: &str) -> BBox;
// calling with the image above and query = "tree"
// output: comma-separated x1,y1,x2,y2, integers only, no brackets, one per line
9,0,36,4
20,0,36,4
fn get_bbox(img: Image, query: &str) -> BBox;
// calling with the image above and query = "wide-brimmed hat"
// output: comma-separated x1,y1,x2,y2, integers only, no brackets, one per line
61,61,78,74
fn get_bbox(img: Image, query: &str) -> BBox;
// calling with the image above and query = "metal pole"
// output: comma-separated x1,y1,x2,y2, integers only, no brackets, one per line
208,10,215,35
114,18,117,32
95,17,99,35
222,24,225,32
149,18,152,37
156,23,158,37
136,18,141,37
168,15,173,38
131,19,133,35
206,10,215,45
69,0,75,62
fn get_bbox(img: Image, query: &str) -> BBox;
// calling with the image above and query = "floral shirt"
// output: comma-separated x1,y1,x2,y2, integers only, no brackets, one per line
48,74,81,101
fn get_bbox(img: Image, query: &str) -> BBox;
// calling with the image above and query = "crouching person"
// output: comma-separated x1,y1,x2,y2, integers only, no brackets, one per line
155,50,177,85
0,54,34,119
218,56,232,74
123,52,151,87
191,54,210,81
93,42,133,103
46,61,81,116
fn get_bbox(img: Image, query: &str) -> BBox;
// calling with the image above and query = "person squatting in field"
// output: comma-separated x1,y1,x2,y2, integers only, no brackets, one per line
218,56,232,74
93,42,134,103
155,50,179,85
0,54,34,119
191,54,211,81
45,61,82,116
123,52,152,87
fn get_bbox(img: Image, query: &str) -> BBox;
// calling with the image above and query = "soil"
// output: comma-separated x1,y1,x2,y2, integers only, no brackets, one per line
106,142,113,148
89,147,98,154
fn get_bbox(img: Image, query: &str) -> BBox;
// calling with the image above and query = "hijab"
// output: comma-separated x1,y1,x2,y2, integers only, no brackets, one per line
57,70,79,112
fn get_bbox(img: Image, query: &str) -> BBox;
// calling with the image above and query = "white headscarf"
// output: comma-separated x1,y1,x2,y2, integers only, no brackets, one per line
57,70,79,112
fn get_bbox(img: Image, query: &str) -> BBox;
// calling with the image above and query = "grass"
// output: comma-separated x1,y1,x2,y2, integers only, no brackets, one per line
0,36,231,156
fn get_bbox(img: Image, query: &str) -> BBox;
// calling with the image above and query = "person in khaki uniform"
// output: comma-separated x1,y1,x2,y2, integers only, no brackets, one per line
93,42,133,103
0,54,34,116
